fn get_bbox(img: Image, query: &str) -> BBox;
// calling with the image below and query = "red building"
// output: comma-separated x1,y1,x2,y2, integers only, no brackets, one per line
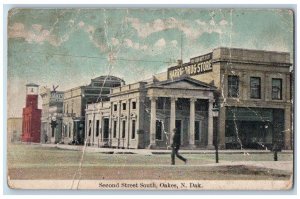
22,83,41,143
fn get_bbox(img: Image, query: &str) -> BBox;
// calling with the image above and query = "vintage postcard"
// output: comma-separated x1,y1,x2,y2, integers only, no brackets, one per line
6,7,294,190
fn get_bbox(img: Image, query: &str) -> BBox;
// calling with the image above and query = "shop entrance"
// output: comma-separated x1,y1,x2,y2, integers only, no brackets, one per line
225,107,284,149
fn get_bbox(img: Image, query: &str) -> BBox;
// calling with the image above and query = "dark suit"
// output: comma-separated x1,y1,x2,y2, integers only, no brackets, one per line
171,132,187,165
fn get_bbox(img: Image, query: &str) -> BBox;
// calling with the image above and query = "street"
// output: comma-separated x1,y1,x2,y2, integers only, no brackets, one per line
7,143,293,180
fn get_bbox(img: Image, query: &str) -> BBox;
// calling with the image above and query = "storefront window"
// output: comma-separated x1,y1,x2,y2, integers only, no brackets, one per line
272,78,282,100
228,75,239,98
250,77,261,99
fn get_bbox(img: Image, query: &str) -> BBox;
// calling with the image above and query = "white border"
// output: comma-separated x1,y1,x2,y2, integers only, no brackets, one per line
1,1,299,198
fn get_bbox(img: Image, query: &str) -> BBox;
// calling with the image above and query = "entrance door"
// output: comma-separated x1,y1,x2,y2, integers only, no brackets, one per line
175,120,183,144
103,118,109,140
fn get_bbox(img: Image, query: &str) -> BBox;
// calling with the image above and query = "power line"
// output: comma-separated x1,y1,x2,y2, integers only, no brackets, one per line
10,50,176,64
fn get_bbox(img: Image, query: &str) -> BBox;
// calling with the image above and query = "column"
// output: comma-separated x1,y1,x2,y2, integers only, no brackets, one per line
207,99,214,149
136,97,144,149
92,113,95,146
189,98,196,147
117,101,122,148
169,97,177,140
126,99,131,148
149,97,157,148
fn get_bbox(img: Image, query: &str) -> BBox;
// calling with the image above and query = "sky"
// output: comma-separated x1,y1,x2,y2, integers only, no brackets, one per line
7,8,294,117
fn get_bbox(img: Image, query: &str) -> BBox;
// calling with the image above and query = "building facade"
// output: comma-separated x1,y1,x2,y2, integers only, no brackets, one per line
167,47,292,150
85,47,292,150
62,76,125,144
21,83,41,143
40,87,64,144
7,117,22,142
86,76,216,149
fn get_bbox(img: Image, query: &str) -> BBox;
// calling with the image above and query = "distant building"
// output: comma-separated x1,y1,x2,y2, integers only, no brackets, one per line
85,47,292,150
62,75,125,144
7,117,22,142
22,83,41,143
40,87,64,144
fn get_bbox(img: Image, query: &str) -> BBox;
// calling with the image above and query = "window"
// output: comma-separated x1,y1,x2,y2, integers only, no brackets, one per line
132,101,136,109
155,120,163,140
122,103,126,110
51,126,55,137
88,120,91,136
250,77,261,99
272,78,282,100
113,121,117,138
113,104,117,111
122,120,126,138
131,120,136,139
66,104,68,114
69,125,71,138
96,120,100,137
195,121,201,141
228,75,239,98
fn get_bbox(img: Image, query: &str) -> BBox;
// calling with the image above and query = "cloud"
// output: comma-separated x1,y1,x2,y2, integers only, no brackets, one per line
111,37,119,46
195,20,206,26
209,20,216,26
154,38,166,48
123,38,147,50
126,17,224,40
170,40,178,47
124,38,133,48
219,19,228,26
8,22,61,46
78,21,85,28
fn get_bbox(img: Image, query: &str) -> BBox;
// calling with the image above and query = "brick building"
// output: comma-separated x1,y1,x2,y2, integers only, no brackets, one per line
21,83,41,143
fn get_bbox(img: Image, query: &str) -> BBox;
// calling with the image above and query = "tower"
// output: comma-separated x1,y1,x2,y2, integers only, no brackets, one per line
21,83,41,143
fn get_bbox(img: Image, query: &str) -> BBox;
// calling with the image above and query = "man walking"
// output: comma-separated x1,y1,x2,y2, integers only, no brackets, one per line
171,128,187,165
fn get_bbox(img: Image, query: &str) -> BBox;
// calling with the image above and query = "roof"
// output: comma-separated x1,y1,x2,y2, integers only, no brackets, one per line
26,83,39,87
148,75,217,90
91,75,125,82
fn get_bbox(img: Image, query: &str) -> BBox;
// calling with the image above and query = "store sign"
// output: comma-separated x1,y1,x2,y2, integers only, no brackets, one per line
168,53,213,79
50,92,64,102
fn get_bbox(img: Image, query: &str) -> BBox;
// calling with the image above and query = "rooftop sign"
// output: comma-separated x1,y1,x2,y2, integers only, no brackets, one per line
168,53,213,79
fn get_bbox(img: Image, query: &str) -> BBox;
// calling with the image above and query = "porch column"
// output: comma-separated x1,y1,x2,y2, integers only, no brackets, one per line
207,99,214,149
126,99,131,148
189,98,196,147
149,97,157,148
169,97,177,139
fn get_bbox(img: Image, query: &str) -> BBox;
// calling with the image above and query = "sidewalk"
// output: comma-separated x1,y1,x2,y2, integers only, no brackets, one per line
42,143,293,155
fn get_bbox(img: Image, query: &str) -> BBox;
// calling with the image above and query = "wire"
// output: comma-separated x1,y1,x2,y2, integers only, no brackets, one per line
10,50,176,64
